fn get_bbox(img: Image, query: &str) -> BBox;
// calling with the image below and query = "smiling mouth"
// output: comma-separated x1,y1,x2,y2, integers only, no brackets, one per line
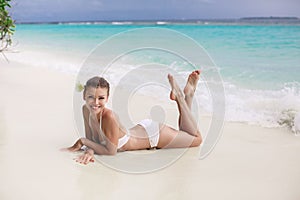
91,105,101,110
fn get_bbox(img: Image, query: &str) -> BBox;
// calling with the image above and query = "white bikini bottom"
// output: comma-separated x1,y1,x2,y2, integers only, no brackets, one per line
138,119,160,148
118,133,130,149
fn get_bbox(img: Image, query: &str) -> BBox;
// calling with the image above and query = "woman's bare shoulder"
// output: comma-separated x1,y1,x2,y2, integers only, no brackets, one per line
102,108,115,119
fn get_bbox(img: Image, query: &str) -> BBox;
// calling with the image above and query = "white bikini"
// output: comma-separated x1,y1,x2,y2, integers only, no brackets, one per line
138,119,160,148
88,114,129,149
90,114,160,149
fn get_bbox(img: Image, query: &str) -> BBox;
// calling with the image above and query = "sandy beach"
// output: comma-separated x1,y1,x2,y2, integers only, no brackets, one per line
0,58,300,200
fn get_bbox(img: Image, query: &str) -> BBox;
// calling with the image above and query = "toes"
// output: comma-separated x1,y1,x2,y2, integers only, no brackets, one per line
189,70,200,82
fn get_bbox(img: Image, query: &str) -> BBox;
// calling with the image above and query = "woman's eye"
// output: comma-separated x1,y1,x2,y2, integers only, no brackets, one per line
98,97,104,100
88,96,94,99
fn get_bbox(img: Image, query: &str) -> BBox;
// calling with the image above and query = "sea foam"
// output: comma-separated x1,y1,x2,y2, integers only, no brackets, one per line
9,49,299,130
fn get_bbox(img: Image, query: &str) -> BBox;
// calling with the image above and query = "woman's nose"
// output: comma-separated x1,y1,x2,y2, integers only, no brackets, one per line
95,98,99,104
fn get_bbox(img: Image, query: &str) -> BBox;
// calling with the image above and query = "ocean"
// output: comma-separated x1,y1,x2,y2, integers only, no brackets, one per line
8,21,300,130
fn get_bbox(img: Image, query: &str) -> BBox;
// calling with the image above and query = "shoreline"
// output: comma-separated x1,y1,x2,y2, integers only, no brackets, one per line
2,51,298,132
7,23,300,130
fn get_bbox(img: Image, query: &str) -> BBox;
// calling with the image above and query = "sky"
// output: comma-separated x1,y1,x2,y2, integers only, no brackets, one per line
10,0,300,23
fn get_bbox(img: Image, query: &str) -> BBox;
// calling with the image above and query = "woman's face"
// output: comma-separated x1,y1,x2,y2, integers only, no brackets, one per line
84,86,109,115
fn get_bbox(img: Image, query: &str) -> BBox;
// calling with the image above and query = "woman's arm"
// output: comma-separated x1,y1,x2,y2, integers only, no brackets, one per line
82,111,119,155
61,138,84,152
80,138,115,155
82,105,92,140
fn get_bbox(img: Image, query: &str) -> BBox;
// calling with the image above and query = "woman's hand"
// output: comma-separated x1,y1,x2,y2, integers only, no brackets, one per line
75,149,95,165
61,138,85,152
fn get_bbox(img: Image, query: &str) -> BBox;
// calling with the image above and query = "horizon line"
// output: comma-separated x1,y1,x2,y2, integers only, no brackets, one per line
14,16,300,25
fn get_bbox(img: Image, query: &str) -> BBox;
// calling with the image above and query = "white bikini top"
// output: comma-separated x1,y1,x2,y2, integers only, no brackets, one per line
89,113,129,149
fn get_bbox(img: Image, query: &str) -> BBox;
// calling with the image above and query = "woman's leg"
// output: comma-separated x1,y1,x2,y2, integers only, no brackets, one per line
169,70,201,137
183,70,200,110
157,71,202,149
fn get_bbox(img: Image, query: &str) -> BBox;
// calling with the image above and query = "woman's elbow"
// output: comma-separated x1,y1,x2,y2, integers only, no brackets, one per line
107,147,117,156
107,151,117,156
104,140,118,155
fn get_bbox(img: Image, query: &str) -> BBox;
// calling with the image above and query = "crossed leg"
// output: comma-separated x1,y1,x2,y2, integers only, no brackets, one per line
157,70,202,149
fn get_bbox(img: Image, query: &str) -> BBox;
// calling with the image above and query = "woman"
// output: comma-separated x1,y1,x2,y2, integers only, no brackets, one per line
63,70,202,165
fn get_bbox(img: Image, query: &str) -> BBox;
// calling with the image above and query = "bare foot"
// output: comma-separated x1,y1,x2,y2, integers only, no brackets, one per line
183,70,200,97
168,74,184,101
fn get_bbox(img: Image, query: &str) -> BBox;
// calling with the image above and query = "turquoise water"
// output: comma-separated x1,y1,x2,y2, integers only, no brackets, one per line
14,23,300,89
11,23,300,128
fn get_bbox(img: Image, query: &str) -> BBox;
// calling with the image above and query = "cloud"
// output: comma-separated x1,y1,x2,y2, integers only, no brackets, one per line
10,0,300,22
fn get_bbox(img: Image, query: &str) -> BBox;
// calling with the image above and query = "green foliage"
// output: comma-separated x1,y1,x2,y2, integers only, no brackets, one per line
0,0,15,52
76,81,85,92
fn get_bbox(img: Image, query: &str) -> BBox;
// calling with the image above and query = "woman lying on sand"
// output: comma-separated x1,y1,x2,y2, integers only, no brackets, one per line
63,70,202,164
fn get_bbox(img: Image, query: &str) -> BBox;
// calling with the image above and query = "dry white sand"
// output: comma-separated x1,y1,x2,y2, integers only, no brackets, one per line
1,59,300,200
